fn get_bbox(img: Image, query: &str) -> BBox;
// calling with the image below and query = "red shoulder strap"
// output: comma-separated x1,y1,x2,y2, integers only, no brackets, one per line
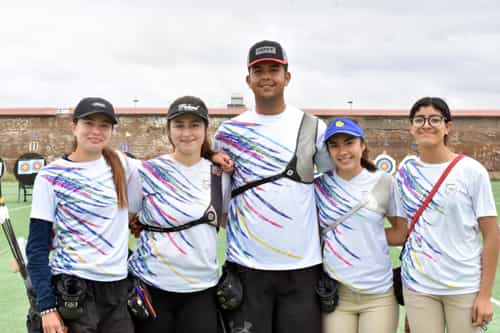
407,154,465,235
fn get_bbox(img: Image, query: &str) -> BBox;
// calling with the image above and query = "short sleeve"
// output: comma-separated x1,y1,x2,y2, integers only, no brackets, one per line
314,118,334,172
30,172,56,223
469,163,497,218
127,159,144,214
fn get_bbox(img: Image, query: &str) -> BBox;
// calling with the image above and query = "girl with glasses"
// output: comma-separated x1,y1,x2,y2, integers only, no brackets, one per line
395,97,499,333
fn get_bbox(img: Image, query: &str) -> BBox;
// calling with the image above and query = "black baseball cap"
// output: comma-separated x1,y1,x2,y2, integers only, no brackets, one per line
247,40,288,68
73,97,117,124
167,96,209,123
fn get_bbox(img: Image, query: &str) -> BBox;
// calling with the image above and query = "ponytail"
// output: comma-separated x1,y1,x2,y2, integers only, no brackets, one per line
201,129,216,161
102,148,128,208
361,140,377,172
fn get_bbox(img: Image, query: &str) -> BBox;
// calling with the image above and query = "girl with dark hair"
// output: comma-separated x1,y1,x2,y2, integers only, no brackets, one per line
314,117,406,333
27,97,135,333
395,97,499,333
127,95,232,333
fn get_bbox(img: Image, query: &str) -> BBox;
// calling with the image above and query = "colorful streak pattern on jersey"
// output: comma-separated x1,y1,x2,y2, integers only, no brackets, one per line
396,159,462,289
41,164,118,275
130,156,209,285
215,120,300,260
315,172,364,270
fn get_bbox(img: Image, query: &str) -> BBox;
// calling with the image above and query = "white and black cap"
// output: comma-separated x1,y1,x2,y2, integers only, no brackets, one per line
167,96,209,123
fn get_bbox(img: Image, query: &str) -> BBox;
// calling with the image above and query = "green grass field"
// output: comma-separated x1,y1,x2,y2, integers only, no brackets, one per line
1,180,499,332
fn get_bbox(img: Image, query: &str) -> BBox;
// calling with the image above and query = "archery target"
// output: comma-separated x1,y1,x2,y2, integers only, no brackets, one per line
374,154,396,175
17,159,45,175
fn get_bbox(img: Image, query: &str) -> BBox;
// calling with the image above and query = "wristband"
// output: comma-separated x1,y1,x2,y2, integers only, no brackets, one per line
39,307,58,317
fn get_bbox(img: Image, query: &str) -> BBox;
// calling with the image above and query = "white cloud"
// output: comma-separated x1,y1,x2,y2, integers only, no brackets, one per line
1,0,499,109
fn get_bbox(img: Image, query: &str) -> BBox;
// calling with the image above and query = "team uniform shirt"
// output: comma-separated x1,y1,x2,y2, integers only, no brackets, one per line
315,169,398,294
214,106,331,270
128,156,219,293
30,156,130,281
395,156,497,295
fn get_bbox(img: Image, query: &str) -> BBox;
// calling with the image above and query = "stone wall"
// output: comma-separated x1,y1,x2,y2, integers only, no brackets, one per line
1,113,499,176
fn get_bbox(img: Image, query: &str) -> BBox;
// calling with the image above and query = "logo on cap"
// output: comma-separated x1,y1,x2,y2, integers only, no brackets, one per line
92,102,107,109
335,120,345,127
255,46,277,55
178,104,200,112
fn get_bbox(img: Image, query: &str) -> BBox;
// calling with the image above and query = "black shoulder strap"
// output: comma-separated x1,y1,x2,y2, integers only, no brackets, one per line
231,113,317,198
142,207,217,233
141,164,223,233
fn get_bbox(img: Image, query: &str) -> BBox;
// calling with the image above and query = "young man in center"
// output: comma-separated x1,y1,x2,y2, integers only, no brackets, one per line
215,40,331,333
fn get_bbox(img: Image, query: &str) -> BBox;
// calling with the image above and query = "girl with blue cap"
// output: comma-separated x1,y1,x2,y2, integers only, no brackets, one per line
314,117,406,333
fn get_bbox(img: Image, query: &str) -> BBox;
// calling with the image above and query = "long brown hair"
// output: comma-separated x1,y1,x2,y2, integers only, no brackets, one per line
71,127,128,209
360,139,377,172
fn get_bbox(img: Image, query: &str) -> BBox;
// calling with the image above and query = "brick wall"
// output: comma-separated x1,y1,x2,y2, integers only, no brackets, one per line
1,113,499,176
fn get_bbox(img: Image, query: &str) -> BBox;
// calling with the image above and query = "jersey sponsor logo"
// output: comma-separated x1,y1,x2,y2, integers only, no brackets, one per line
444,182,457,195
202,178,210,190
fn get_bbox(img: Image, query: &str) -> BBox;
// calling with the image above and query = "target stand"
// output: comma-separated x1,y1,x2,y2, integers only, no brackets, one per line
0,158,4,197
13,153,46,202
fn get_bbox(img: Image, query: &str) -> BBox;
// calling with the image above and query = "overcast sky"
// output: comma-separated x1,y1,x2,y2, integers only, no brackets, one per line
1,0,499,110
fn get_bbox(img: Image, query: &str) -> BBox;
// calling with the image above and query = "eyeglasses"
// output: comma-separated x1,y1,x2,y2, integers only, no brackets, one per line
410,115,446,127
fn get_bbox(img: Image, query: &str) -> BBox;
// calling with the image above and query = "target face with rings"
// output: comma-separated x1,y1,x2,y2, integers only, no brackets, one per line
18,159,45,175
14,152,47,187
374,154,396,175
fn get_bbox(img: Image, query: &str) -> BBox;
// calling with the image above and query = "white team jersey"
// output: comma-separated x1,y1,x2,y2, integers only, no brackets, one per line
315,169,398,294
30,156,130,281
214,106,331,270
128,156,219,292
395,156,497,295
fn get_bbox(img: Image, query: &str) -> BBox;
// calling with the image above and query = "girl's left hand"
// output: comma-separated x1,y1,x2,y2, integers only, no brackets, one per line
129,215,143,238
472,294,493,327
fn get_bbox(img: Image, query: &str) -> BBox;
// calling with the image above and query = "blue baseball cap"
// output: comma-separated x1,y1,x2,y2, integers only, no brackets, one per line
324,117,365,143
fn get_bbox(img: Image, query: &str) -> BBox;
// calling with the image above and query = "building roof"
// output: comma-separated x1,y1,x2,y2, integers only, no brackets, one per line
1,107,500,117
0,108,59,116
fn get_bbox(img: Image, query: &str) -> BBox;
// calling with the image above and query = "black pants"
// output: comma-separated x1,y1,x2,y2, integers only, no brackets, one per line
64,277,133,333
134,285,218,333
222,263,321,333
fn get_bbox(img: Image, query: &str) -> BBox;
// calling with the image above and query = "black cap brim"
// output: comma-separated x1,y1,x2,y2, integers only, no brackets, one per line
167,110,208,122
74,110,118,124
